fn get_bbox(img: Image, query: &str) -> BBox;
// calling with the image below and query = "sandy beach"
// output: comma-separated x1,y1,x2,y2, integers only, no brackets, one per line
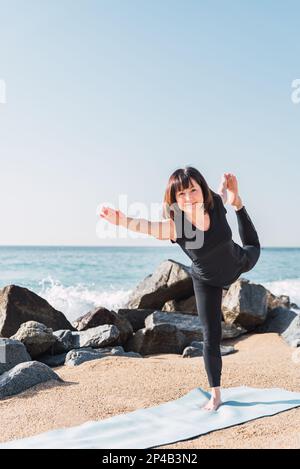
0,331,299,449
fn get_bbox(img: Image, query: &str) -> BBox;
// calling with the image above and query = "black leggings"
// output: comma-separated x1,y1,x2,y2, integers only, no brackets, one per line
191,206,260,388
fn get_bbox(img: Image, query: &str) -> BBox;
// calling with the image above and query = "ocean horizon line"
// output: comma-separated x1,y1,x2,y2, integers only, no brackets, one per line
0,245,299,249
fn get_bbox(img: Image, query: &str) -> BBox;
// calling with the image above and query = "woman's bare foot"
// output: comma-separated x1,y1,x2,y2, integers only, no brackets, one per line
202,386,223,411
202,396,223,411
221,173,244,211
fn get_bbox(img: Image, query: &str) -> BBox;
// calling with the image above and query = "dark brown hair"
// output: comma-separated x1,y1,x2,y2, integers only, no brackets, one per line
162,166,215,220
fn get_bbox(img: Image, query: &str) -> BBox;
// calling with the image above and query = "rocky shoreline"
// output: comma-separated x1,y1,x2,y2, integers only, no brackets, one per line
0,259,299,400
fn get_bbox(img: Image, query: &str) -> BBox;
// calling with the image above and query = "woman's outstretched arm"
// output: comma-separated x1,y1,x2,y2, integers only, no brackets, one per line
99,206,176,241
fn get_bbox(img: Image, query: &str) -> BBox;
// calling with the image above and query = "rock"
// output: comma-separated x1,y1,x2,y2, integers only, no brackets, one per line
117,309,155,332
73,307,133,344
145,311,246,342
0,361,62,399
0,285,74,337
120,262,232,318
124,310,246,356
162,296,198,315
222,279,268,329
145,311,203,343
162,298,180,312
281,313,300,347
52,330,75,354
182,341,236,357
11,321,57,358
65,346,142,366
38,353,67,367
255,306,297,334
254,306,300,348
266,291,290,311
124,324,187,355
182,345,204,357
72,324,120,348
124,260,194,309
65,348,104,366
50,325,120,354
0,338,31,375
221,322,247,339
144,311,203,344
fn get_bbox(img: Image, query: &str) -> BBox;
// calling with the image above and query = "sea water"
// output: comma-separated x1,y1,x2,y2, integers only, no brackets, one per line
0,246,299,323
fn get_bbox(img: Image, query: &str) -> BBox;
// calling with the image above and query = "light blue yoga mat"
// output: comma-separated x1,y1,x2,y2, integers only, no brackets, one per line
1,385,300,449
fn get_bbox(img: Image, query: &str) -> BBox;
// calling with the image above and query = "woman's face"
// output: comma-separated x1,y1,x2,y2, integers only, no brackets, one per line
175,178,204,214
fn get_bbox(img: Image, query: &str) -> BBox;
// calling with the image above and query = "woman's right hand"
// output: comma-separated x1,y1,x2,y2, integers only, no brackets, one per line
99,206,127,226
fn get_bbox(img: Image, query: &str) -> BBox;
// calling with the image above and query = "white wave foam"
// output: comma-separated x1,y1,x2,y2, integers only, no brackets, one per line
36,276,300,325
37,276,133,323
260,278,300,309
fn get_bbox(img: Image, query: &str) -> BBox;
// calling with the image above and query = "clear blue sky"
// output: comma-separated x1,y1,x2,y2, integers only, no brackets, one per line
0,0,299,246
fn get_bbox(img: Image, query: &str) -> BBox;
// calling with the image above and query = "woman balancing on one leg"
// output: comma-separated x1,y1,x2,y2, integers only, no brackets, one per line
99,166,261,412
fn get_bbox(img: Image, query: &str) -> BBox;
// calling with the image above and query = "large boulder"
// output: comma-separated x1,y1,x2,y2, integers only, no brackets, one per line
255,306,297,334
145,311,246,342
145,311,203,345
72,324,120,348
123,311,246,356
0,285,74,337
0,338,31,375
0,361,62,399
50,324,121,354
124,260,194,309
124,324,187,355
222,279,268,329
73,307,133,344
11,321,57,358
251,306,300,348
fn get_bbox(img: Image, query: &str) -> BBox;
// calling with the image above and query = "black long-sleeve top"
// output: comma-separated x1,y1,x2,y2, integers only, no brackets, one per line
170,192,247,287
